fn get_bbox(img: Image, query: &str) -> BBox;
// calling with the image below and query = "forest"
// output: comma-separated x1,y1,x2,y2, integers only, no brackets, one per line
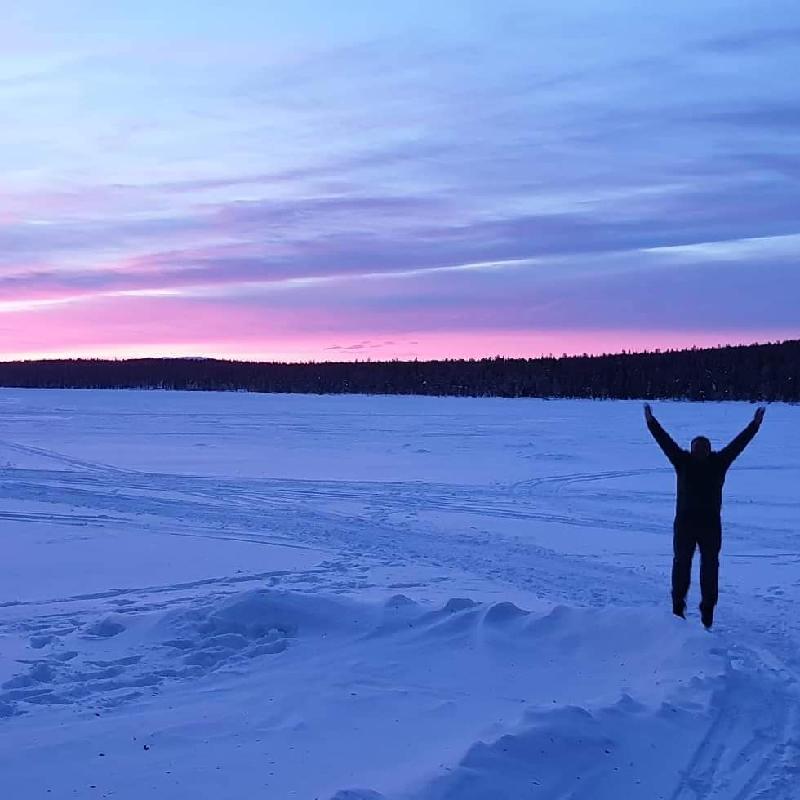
0,339,797,402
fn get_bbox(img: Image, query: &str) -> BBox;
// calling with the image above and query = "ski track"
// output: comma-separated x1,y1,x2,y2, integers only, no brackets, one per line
0,393,799,798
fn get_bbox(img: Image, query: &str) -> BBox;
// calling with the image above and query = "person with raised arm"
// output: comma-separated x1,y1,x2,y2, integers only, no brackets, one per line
644,403,766,629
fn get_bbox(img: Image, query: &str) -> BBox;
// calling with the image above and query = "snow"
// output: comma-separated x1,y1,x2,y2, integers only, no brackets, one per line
0,389,798,799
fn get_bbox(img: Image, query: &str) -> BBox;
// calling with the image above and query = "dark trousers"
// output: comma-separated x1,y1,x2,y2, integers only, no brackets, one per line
672,520,722,610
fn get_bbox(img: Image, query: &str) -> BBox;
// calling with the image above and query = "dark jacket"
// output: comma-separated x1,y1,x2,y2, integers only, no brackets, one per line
647,417,759,526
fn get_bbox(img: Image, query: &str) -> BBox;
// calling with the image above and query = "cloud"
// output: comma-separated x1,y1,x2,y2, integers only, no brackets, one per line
700,104,800,130
700,27,800,52
2,171,799,320
325,340,389,352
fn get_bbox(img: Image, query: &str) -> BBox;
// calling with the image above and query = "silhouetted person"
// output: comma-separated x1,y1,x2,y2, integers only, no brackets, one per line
644,403,766,629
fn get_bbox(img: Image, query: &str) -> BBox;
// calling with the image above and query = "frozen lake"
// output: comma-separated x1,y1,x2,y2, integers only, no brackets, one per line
0,389,798,799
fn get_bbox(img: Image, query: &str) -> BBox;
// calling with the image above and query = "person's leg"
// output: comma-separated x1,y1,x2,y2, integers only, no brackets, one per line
672,523,696,617
698,525,722,628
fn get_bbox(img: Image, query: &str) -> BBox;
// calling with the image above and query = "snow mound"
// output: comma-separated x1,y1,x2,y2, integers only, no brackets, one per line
2,587,733,798
403,666,786,800
187,589,366,638
483,601,529,625
83,616,127,639
406,699,670,799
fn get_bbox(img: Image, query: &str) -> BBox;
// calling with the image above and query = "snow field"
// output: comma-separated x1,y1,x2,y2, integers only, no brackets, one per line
0,390,798,798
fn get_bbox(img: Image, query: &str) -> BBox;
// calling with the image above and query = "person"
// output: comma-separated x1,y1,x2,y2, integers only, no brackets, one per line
644,403,766,629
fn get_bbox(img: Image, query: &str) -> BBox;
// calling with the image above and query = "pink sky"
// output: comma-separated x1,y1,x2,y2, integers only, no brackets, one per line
2,294,793,362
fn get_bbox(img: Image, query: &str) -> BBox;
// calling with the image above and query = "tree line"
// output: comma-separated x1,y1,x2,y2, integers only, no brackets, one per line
0,339,797,401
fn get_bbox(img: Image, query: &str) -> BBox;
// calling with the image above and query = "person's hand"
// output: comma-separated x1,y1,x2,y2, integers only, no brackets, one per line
753,406,766,428
644,403,654,424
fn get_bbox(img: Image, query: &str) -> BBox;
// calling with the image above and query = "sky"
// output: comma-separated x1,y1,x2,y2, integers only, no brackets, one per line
1,0,798,361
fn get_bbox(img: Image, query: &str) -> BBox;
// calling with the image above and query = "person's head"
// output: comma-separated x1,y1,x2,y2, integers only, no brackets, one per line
691,436,712,459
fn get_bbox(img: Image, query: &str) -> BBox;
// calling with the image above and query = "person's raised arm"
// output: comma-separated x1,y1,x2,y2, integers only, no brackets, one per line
719,406,765,469
644,403,685,468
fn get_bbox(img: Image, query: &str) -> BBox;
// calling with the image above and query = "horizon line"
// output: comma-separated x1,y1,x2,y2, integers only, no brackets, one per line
1,337,796,366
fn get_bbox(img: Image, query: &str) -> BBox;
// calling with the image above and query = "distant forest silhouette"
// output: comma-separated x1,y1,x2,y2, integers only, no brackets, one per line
0,339,797,401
